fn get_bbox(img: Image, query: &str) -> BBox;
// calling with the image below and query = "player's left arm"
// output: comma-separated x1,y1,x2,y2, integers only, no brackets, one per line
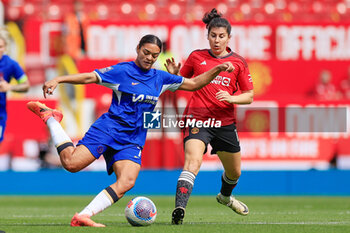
0,75,30,93
43,72,99,98
0,61,30,93
216,89,254,104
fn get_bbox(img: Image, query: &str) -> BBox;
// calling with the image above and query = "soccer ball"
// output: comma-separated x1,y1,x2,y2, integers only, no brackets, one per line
125,196,157,226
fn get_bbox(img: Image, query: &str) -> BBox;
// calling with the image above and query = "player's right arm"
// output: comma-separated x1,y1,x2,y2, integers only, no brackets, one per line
43,72,98,98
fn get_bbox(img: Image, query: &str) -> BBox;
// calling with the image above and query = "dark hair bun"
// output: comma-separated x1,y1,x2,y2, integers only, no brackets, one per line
202,8,222,27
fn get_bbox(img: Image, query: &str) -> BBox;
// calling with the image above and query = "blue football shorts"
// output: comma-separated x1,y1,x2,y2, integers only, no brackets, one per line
77,126,142,175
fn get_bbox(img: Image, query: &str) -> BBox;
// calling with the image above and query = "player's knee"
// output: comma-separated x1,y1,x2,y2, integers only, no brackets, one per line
63,165,80,173
184,158,201,174
226,170,241,180
62,161,82,173
125,178,137,190
122,177,137,192
233,171,241,180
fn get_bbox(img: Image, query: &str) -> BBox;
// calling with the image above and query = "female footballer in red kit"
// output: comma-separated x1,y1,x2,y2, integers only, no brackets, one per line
167,8,254,224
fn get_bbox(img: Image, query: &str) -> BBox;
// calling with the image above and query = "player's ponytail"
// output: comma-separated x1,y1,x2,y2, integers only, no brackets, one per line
202,8,231,35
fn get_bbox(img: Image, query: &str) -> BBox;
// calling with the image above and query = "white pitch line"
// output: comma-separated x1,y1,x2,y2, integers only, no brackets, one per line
242,221,350,225
186,221,350,225
9,213,125,218
5,221,350,226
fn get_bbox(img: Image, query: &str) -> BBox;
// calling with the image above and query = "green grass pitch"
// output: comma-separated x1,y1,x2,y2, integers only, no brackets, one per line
0,196,349,233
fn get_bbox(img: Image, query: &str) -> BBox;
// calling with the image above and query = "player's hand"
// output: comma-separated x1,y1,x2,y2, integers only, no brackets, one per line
164,57,181,75
42,79,58,98
216,90,234,104
0,78,11,92
217,62,234,73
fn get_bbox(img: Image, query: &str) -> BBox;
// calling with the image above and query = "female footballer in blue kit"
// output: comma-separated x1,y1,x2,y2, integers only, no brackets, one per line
0,29,30,145
27,34,234,227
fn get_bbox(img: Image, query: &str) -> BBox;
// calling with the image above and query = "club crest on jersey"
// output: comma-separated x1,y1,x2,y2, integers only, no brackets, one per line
97,146,104,154
132,94,158,105
211,75,231,86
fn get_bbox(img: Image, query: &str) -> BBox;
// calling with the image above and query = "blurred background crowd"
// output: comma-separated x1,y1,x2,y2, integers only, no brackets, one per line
3,0,350,23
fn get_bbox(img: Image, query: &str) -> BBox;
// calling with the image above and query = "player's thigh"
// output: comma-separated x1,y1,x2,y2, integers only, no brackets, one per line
75,126,112,171
217,151,241,178
183,125,212,160
69,145,97,169
184,139,206,157
183,139,206,174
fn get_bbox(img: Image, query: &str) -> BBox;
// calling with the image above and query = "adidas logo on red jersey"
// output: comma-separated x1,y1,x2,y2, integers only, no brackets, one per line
200,61,206,65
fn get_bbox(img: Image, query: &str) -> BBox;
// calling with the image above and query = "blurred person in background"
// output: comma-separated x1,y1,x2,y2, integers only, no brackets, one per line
27,34,234,227
155,41,182,125
155,41,176,71
64,0,89,59
167,8,253,225
314,69,341,100
340,66,350,99
0,28,30,147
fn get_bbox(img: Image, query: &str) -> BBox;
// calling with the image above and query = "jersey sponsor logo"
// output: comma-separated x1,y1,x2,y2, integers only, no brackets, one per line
143,110,161,129
211,75,231,86
132,94,158,105
98,66,113,73
200,61,207,65
131,82,139,85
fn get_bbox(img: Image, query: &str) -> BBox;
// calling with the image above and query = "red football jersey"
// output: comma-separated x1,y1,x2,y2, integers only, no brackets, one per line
180,48,253,126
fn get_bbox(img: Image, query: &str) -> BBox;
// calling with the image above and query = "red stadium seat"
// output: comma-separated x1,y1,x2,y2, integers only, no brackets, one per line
3,0,350,23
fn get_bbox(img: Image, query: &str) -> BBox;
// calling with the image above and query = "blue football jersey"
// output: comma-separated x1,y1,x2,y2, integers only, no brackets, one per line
91,61,184,149
0,55,27,116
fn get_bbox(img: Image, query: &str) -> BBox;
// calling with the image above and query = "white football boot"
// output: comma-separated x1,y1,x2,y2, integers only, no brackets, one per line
216,193,249,216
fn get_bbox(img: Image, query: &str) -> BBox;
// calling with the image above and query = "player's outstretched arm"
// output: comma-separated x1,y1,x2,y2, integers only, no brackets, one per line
43,72,99,98
178,62,234,91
